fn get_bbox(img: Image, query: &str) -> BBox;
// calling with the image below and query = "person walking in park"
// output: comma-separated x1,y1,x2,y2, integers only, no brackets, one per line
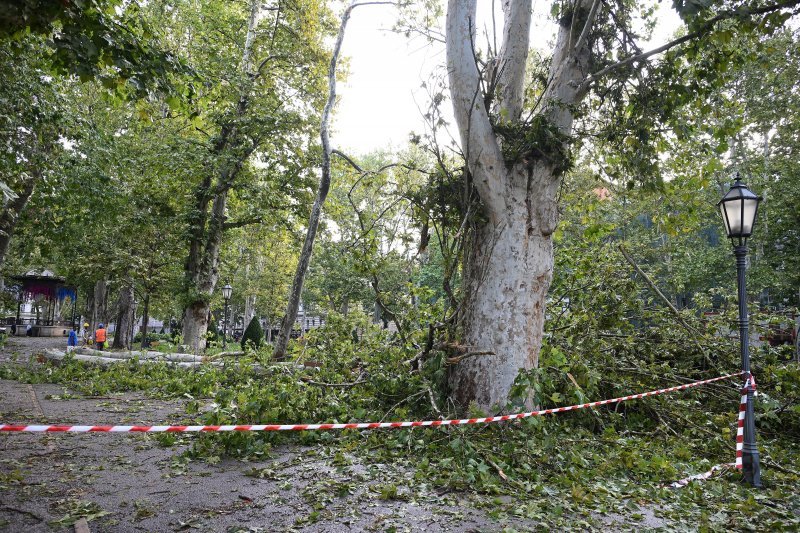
95,323,107,351
67,326,78,353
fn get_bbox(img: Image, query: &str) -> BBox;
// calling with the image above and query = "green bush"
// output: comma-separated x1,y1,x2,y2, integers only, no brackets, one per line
240,317,264,350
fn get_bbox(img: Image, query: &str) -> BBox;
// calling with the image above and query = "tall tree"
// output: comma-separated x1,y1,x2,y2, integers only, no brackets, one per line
175,0,330,352
272,0,360,359
0,37,62,272
445,0,800,410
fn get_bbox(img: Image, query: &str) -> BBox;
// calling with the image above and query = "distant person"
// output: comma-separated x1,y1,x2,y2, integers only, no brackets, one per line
82,322,91,346
25,324,32,336
67,327,78,353
95,323,107,350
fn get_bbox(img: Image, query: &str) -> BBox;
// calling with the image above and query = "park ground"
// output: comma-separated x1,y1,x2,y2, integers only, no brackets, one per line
0,336,795,532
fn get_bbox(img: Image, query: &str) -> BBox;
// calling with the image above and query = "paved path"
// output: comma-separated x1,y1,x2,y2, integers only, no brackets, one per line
0,338,549,532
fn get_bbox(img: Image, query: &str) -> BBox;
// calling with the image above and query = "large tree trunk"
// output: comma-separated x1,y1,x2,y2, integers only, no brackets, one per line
452,165,557,409
182,191,228,353
112,281,135,349
446,0,594,410
182,300,209,351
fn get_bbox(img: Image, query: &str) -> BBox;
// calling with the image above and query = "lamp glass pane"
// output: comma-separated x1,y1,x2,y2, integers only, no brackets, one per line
722,199,743,236
740,198,758,235
719,203,732,236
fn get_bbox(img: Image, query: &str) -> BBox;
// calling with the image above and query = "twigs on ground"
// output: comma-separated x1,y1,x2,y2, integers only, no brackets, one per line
0,506,44,522
380,390,426,423
763,458,800,477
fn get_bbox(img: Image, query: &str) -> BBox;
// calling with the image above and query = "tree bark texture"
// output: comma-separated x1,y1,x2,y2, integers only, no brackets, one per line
452,165,557,410
112,280,135,349
446,0,595,410
91,279,108,331
244,293,256,328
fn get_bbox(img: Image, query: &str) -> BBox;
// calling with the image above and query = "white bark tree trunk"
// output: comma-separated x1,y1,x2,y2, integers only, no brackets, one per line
446,0,596,411
244,293,256,327
273,0,359,359
452,164,557,409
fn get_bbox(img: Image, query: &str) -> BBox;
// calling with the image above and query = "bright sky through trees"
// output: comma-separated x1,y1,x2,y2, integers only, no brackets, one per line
335,2,681,153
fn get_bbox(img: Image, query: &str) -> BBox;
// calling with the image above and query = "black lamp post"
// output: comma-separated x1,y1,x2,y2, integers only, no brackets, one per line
717,173,763,488
222,283,232,349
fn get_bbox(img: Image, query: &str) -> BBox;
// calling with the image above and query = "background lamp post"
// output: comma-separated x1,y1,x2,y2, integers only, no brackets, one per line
222,283,232,349
717,173,762,487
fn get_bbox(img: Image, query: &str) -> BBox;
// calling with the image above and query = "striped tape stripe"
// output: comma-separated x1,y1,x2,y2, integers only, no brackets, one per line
673,373,754,486
735,374,756,469
669,463,735,488
0,372,742,433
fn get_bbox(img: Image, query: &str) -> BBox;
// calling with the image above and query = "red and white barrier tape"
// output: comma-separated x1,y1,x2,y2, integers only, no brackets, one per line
669,373,756,487
668,463,734,488
0,372,742,433
735,373,756,470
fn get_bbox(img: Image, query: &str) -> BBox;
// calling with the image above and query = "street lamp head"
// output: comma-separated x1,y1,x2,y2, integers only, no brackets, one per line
222,283,233,301
717,173,762,247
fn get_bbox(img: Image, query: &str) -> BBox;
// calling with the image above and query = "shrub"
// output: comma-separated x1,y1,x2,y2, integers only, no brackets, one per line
241,317,264,350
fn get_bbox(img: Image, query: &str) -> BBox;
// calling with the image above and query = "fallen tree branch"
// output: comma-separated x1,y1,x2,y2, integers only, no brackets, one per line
300,372,366,388
619,244,698,334
618,244,720,371
763,458,800,477
0,505,45,522
486,457,509,482
406,323,437,371
426,384,443,418
213,350,245,357
380,390,426,422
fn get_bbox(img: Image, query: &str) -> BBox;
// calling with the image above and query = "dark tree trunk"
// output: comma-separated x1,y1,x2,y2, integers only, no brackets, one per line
140,293,151,348
112,281,134,349
91,280,108,331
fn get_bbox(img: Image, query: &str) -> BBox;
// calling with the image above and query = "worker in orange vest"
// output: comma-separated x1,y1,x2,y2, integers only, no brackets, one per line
95,323,107,350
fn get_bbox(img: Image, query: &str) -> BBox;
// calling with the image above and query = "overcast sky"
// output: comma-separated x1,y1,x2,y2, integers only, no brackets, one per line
332,2,682,155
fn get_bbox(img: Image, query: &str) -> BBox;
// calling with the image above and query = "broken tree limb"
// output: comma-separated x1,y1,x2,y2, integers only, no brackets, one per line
300,372,367,388
618,244,700,335
618,244,721,371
